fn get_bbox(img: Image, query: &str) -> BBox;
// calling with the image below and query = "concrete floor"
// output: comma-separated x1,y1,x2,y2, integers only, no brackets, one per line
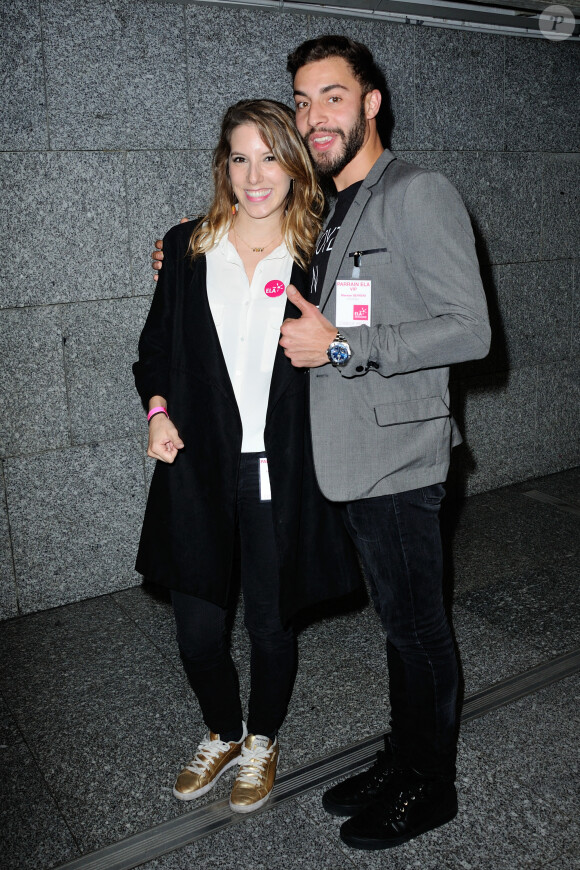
1,467,579,870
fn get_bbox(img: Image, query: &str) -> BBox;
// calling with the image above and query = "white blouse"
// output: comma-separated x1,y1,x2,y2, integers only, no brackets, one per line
206,233,293,452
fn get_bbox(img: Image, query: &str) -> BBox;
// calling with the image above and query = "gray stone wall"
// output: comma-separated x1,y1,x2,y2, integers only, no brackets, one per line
1,0,579,619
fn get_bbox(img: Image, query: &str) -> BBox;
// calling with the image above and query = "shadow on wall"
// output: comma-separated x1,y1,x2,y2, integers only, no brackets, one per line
377,70,395,151
447,215,510,501
441,218,508,631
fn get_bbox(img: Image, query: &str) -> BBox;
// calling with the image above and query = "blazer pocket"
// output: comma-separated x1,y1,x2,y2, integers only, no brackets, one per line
344,251,392,282
374,396,449,427
359,251,392,265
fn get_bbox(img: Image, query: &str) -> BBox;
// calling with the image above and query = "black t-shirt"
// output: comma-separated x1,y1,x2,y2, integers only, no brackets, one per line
308,181,362,305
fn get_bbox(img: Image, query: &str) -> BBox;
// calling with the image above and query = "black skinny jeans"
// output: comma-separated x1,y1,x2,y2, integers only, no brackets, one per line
171,452,297,740
342,483,459,780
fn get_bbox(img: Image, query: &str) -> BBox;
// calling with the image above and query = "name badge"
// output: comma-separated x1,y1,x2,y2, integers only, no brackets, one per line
335,279,371,327
259,457,271,501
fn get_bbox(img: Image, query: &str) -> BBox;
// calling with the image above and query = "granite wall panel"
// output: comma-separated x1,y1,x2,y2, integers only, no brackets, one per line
4,440,145,614
497,260,574,370
535,360,580,476
42,0,189,150
0,467,18,621
541,154,580,261
573,263,579,360
61,297,152,444
0,306,69,459
0,151,130,308
1,0,47,151
504,38,580,153
126,150,213,294
459,368,538,494
186,6,310,148
414,27,505,152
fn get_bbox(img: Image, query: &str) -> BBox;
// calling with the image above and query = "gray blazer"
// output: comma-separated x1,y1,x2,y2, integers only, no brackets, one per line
310,149,491,502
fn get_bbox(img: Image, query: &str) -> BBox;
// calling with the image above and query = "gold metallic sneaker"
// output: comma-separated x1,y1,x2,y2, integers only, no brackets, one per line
229,734,279,813
173,724,247,801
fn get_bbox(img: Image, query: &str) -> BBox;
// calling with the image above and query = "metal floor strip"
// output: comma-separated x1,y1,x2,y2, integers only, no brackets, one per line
56,648,579,870
523,489,580,517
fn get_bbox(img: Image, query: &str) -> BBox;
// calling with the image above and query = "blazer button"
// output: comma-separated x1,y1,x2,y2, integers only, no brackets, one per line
356,365,364,372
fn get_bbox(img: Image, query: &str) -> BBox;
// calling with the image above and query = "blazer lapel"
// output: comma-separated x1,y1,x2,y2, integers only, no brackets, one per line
319,186,371,314
319,150,398,315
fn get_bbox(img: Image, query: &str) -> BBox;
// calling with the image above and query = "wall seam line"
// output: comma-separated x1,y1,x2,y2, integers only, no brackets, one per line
37,0,52,152
0,460,21,617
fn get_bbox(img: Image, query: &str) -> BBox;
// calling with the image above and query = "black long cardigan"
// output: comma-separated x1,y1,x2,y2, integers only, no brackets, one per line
133,221,360,623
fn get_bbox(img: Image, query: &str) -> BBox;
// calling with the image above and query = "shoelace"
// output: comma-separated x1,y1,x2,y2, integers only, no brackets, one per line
380,783,427,821
185,737,234,774
364,754,394,788
236,742,274,785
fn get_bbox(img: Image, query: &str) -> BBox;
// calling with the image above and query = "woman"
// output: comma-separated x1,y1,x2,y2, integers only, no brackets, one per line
134,100,359,814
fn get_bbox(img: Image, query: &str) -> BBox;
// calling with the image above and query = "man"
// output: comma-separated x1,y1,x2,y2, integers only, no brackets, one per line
277,36,490,851
151,35,490,851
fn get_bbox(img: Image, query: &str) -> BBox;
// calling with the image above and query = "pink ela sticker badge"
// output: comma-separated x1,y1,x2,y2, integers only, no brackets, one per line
264,280,285,298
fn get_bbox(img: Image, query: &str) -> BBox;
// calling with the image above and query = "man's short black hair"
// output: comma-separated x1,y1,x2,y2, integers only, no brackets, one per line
287,34,394,147
287,34,383,95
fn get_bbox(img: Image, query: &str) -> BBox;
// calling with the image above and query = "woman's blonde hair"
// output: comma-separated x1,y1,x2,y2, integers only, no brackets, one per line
188,99,324,271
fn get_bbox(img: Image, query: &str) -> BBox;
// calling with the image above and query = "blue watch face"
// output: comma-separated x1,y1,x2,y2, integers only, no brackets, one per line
330,342,350,364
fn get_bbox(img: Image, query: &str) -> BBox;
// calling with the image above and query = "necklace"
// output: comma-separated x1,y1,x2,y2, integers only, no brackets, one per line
233,225,281,253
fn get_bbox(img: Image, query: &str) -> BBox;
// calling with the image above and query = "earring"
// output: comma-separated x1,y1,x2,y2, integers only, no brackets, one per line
232,204,236,215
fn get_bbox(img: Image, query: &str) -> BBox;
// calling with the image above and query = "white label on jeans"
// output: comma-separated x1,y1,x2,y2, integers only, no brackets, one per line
259,457,271,501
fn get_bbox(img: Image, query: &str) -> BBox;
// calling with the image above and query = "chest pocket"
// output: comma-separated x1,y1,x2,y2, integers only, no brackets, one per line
355,252,392,265
355,251,392,272
346,250,392,281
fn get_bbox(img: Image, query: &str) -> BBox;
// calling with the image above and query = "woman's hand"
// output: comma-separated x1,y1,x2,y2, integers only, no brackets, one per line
147,414,185,463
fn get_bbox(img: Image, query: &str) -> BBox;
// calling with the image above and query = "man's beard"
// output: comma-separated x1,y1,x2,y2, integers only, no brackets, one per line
304,104,367,180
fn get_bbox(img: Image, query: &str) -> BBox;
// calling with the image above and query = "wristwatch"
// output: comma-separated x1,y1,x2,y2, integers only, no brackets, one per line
326,331,352,367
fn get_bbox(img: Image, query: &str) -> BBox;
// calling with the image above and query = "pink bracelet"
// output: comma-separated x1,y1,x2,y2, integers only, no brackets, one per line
147,406,169,422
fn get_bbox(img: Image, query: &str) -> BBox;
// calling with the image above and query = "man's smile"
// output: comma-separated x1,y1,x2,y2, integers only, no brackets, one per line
307,128,344,152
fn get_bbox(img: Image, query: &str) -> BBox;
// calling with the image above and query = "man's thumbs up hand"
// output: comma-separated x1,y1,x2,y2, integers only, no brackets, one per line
285,284,321,318
279,285,338,368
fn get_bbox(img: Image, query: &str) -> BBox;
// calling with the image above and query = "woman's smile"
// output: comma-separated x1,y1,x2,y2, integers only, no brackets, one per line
244,188,273,202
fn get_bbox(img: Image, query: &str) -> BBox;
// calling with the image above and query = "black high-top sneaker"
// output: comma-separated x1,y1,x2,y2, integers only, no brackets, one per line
340,769,458,850
322,740,396,817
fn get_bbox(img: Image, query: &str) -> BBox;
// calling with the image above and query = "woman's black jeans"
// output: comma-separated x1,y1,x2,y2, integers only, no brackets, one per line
171,452,296,740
